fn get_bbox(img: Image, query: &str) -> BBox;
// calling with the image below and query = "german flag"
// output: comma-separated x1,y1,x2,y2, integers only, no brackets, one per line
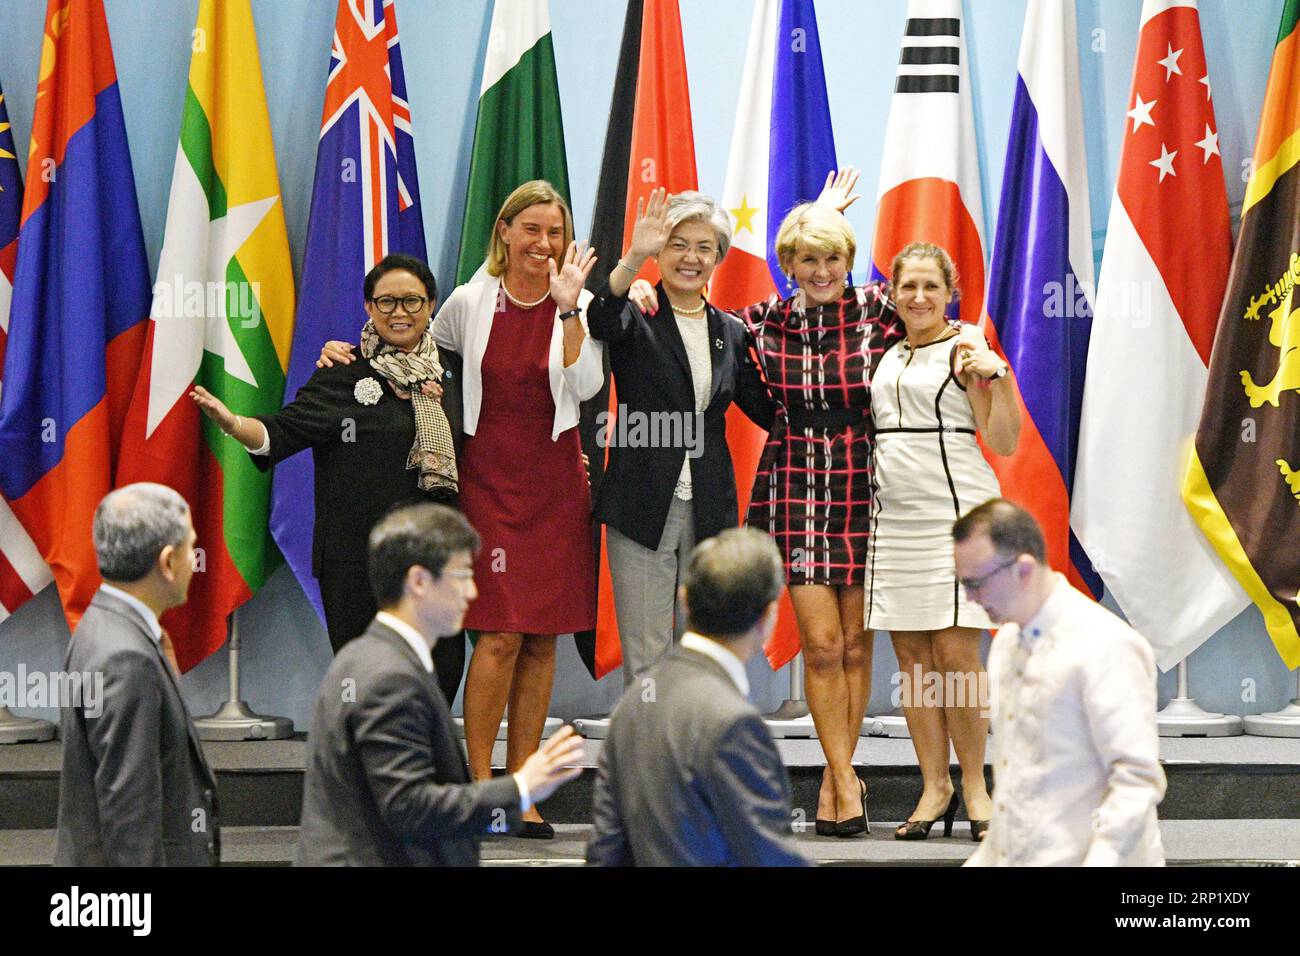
1182,0,1300,668
578,0,698,678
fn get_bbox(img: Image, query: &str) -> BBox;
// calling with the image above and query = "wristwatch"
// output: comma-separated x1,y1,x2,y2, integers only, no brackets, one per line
985,364,1009,381
558,308,582,321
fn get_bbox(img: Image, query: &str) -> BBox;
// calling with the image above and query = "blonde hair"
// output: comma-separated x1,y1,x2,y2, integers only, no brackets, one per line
775,203,857,273
485,180,575,277
890,241,959,299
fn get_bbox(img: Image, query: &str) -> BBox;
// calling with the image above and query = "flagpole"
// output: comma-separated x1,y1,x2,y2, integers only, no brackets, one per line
194,609,293,741
1156,659,1243,736
1244,670,1300,738
0,706,55,744
764,652,816,738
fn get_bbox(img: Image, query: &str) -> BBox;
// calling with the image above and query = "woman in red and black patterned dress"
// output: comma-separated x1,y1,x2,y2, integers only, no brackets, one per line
739,172,905,837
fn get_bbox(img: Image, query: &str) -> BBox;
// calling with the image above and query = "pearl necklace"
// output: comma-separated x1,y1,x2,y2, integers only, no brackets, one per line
669,298,707,317
502,281,551,309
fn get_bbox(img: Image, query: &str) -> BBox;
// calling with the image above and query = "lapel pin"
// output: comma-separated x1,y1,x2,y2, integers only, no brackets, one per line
715,338,723,350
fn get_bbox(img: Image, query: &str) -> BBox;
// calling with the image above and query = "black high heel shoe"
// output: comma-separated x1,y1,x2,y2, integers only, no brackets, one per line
894,793,958,840
814,817,837,836
835,777,870,837
969,819,990,842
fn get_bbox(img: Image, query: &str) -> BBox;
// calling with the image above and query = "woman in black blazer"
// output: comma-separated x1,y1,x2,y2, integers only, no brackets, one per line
191,254,465,706
587,190,775,685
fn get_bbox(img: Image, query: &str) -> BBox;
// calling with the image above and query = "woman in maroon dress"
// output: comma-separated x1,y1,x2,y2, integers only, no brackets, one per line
430,181,603,837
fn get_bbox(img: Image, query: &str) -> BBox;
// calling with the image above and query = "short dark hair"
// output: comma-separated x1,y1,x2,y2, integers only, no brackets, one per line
364,253,438,303
952,498,1047,564
367,503,479,609
682,528,784,639
93,484,190,583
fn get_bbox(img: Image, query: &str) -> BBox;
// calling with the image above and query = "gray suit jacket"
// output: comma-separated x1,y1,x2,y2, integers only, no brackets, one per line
586,645,807,866
54,589,220,866
296,619,522,866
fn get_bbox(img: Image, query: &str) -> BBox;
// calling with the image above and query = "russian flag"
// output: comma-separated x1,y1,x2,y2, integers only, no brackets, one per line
271,0,427,620
0,0,149,631
982,0,1102,597
709,0,837,670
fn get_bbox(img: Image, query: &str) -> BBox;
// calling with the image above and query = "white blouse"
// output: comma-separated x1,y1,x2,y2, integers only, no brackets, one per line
965,575,1167,867
431,265,605,441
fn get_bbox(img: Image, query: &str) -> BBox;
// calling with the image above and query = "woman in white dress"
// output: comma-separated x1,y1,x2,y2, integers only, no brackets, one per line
866,242,1020,841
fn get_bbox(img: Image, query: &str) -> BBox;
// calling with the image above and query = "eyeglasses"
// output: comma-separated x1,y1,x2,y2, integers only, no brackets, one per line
958,555,1020,593
371,294,429,315
442,568,474,582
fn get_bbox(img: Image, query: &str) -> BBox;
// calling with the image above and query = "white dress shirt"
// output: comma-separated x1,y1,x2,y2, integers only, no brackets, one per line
374,612,532,812
966,575,1166,867
679,632,750,698
99,584,163,645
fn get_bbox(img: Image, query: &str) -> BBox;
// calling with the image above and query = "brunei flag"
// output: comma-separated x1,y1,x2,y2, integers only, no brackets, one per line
708,0,837,671
116,0,294,671
0,0,149,632
1183,0,1300,668
585,0,698,679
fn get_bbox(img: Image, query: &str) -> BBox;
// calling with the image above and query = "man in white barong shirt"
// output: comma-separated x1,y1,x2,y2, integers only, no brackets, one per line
953,499,1166,867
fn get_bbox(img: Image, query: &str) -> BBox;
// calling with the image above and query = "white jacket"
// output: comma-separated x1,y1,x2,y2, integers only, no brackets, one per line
432,265,605,441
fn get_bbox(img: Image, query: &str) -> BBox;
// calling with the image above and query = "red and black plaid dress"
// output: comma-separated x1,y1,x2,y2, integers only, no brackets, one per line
738,284,904,586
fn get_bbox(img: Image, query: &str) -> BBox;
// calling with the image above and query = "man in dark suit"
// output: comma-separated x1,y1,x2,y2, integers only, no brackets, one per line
587,528,807,866
55,483,219,866
296,502,585,866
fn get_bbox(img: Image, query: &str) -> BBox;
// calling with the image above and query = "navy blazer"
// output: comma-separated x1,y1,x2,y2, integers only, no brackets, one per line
586,283,776,550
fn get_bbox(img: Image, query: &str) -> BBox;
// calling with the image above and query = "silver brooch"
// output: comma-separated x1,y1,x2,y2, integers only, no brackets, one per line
715,338,724,350
354,377,382,406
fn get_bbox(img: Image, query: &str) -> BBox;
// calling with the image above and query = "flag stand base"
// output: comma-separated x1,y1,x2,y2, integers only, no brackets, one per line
765,654,815,738
868,714,911,738
1244,673,1300,737
453,716,564,741
571,716,609,738
0,706,56,744
1157,661,1242,737
195,612,293,741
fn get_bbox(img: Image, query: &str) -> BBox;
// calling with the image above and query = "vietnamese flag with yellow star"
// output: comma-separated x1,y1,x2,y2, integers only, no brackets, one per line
709,0,838,670
116,0,295,670
1182,0,1300,668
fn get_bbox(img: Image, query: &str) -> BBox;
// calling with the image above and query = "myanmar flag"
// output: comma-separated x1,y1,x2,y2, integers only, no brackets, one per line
455,0,569,284
1183,0,1300,668
117,0,295,672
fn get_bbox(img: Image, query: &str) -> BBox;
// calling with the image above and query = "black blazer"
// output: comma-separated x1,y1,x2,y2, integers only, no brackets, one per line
296,619,523,866
586,284,776,550
55,590,220,866
251,348,463,573
587,645,807,866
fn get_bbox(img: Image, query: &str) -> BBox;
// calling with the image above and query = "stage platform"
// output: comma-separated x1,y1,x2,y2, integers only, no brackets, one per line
2,734,1296,865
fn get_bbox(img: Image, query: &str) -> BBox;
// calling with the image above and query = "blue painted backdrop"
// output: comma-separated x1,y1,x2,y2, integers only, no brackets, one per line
0,0,1289,727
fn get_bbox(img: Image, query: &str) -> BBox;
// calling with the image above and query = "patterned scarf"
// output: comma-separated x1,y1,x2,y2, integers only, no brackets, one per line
360,319,458,493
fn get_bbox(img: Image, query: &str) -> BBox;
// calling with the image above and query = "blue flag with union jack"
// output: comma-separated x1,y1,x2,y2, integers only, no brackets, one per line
271,0,427,619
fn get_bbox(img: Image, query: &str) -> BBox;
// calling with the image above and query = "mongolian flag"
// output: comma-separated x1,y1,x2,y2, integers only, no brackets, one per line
273,0,427,621
869,0,986,326
0,0,149,632
709,0,837,670
0,77,54,623
1073,0,1247,670
585,0,698,678
1182,0,1300,668
982,0,1101,598
116,0,295,671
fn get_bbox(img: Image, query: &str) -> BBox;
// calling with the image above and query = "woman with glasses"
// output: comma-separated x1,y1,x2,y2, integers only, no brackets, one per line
866,242,1020,842
190,253,467,707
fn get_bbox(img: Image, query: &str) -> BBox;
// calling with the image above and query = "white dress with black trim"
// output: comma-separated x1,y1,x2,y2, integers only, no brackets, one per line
865,332,1000,632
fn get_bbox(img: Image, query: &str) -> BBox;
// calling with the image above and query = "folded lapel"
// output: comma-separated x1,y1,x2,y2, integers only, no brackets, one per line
705,304,728,407
655,284,695,394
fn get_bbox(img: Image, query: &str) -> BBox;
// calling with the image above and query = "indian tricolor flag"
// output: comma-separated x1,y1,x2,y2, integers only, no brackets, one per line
118,0,294,671
455,0,570,284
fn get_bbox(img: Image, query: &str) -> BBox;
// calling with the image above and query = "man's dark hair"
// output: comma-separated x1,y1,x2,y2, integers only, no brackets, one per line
364,253,438,302
952,498,1047,564
682,528,785,639
367,503,479,609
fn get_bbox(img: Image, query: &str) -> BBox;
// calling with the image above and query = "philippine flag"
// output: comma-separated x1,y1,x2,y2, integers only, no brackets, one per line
709,0,838,670
982,0,1102,597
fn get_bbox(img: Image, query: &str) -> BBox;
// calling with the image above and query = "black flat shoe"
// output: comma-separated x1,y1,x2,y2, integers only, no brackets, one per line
894,793,958,840
519,820,555,840
835,778,870,837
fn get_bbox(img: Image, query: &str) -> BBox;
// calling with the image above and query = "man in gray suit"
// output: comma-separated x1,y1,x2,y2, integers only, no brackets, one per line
587,527,807,866
55,483,219,866
296,503,585,866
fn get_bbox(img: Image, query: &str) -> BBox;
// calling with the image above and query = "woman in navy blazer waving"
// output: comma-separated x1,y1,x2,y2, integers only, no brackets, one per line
588,189,775,687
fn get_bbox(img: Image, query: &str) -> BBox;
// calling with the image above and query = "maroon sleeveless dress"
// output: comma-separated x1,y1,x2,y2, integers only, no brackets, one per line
458,297,596,634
